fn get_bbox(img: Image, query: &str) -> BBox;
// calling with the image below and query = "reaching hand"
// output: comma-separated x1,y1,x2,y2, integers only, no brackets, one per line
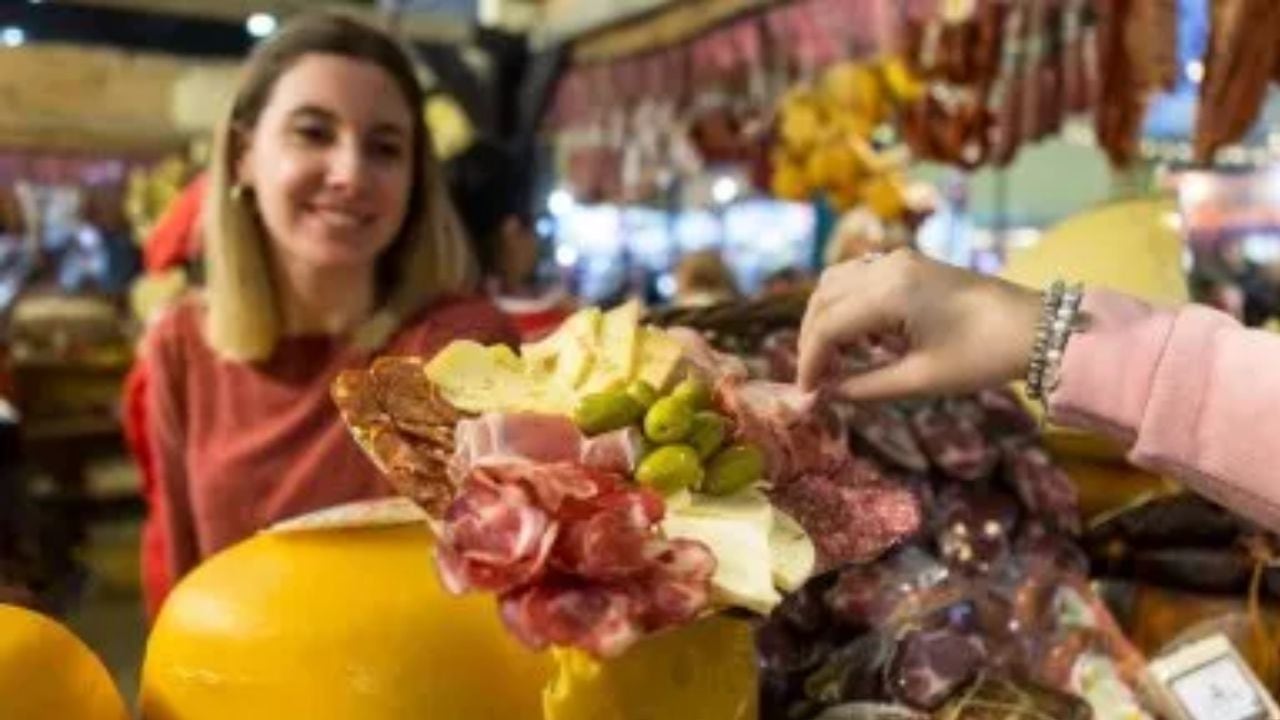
797,249,1043,401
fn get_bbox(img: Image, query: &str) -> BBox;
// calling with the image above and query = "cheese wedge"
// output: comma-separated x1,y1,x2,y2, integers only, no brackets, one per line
522,307,602,391
662,512,781,616
769,510,815,593
635,327,684,393
581,300,641,393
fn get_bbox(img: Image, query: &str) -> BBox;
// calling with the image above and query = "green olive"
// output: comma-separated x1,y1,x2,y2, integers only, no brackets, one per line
636,444,704,494
671,377,713,410
687,411,728,459
573,390,644,436
626,380,660,409
643,396,695,443
703,444,766,496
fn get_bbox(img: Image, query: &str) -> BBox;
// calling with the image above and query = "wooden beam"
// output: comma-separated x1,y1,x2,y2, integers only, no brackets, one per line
47,0,473,45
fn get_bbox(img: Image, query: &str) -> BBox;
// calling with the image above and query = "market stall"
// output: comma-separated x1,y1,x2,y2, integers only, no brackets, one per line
9,1,1280,719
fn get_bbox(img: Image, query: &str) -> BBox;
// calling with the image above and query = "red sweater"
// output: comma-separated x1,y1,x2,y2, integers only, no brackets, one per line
126,294,515,618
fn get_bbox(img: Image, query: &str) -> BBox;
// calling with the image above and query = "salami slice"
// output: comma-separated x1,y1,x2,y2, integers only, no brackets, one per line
1001,443,1081,535
841,402,930,473
910,403,999,481
771,474,922,570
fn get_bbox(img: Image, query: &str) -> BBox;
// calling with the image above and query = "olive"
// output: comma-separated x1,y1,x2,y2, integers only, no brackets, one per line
687,411,728,459
644,396,694,443
703,444,766,496
573,390,644,436
636,445,704,494
671,377,713,410
626,380,660,409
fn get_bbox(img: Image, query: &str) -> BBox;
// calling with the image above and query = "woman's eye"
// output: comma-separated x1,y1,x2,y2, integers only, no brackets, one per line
291,124,331,144
368,140,404,161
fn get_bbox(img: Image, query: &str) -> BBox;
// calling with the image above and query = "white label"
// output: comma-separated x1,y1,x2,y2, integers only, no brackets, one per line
1169,656,1269,720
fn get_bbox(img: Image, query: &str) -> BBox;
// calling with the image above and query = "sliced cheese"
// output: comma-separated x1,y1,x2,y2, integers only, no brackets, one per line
581,300,641,393
769,509,815,593
522,307,602,391
662,512,781,616
635,327,685,393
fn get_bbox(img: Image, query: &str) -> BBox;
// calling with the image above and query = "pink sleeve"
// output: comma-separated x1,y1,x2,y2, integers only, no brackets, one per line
1050,289,1280,529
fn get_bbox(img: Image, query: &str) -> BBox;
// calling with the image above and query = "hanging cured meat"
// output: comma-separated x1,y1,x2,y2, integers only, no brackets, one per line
1194,0,1280,163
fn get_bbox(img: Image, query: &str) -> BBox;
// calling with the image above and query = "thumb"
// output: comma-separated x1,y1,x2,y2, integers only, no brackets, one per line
832,353,936,403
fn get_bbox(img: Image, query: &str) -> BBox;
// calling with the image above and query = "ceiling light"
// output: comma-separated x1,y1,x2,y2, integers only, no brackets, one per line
246,13,278,39
1185,59,1205,84
1,27,25,48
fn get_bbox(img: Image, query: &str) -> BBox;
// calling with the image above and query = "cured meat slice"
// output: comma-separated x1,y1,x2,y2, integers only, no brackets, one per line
451,413,643,483
666,326,750,383
888,628,986,710
910,403,998,481
718,379,847,483
771,474,922,570
840,402,929,473
552,490,664,581
331,369,384,428
435,473,557,594
438,457,714,658
369,356,462,435
367,424,455,515
498,536,715,659
1001,443,1081,535
500,579,641,657
935,486,1020,573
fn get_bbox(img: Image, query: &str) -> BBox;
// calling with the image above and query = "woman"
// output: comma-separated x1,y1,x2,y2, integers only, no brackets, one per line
798,249,1280,531
127,12,514,616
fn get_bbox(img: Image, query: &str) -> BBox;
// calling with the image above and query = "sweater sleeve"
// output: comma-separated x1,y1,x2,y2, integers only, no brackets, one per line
141,311,202,584
1049,289,1280,529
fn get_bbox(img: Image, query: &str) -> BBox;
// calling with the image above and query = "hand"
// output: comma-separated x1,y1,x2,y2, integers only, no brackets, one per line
797,249,1043,400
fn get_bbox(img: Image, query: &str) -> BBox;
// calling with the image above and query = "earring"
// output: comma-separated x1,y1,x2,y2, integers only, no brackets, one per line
231,183,250,201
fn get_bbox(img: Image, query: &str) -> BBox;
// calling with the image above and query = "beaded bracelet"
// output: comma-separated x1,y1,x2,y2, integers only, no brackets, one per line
1027,280,1083,403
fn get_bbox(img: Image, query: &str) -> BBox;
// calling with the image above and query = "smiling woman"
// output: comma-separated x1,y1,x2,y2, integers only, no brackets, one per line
122,11,517,616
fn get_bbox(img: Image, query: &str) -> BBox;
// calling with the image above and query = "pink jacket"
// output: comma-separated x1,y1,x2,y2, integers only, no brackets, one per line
1050,289,1280,529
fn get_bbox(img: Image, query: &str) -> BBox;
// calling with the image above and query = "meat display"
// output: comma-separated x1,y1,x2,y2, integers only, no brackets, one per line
727,328,1155,719
1193,0,1280,163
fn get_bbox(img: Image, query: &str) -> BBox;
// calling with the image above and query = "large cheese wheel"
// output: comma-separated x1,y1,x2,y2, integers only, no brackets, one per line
139,523,552,719
0,604,129,720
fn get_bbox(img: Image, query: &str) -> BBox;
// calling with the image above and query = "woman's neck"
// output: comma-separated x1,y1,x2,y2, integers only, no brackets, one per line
272,254,376,337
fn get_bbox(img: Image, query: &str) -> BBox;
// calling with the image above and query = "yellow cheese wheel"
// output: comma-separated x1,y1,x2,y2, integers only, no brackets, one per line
0,604,129,720
141,514,760,720
543,615,758,720
140,523,552,720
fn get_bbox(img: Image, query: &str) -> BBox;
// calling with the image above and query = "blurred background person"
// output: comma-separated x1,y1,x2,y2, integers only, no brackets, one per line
674,249,739,307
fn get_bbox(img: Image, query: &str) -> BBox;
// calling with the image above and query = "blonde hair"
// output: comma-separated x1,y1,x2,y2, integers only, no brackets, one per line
204,11,477,362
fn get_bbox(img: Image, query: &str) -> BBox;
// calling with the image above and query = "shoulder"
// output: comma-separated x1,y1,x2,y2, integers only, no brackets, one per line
391,294,518,356
142,293,208,368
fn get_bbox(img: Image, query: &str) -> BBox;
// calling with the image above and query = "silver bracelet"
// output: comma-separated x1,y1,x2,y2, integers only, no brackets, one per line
1027,280,1083,402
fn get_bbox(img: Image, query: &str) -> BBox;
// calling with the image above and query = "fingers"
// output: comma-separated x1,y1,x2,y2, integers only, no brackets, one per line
832,353,937,402
796,288,890,390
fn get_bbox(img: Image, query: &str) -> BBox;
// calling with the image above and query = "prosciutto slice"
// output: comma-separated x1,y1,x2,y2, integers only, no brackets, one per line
437,458,715,658
450,412,643,483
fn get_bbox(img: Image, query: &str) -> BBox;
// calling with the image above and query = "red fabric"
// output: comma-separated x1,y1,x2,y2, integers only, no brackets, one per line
134,294,516,610
142,173,206,273
121,363,171,620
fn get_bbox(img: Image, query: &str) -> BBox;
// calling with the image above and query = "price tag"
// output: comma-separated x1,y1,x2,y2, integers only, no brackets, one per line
1149,634,1280,720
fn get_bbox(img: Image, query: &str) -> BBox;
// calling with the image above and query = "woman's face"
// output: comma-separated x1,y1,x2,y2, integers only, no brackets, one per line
237,53,415,271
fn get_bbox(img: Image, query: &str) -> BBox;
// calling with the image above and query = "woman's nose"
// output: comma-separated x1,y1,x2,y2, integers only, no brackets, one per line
326,140,367,189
